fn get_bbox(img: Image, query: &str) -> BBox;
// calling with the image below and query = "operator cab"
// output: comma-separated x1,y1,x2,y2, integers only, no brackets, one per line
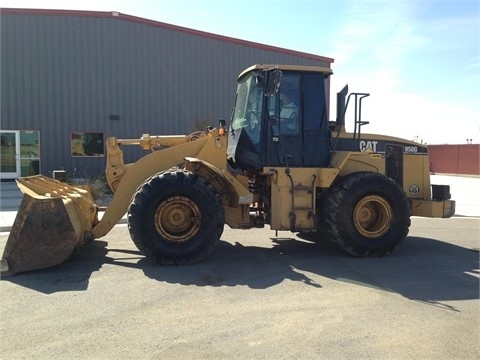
227,65,333,171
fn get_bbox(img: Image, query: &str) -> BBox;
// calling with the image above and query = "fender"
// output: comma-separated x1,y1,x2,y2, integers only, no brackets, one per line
183,157,254,230
183,157,252,207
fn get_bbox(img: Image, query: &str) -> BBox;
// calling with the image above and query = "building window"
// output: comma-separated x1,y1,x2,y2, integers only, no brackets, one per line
71,131,104,157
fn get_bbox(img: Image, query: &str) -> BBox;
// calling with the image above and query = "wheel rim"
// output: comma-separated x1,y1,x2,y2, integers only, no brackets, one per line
353,195,393,238
154,196,201,243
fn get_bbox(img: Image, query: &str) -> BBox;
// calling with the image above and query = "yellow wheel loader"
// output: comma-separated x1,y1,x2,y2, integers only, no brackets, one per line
1,64,455,275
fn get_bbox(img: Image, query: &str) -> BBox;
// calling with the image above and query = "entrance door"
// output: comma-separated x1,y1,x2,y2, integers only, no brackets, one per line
19,130,41,176
0,131,21,179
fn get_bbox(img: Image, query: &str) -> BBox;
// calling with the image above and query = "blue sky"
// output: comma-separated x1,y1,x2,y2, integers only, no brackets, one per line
3,0,479,144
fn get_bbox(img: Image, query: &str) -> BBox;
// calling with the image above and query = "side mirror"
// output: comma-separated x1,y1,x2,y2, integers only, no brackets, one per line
264,68,282,96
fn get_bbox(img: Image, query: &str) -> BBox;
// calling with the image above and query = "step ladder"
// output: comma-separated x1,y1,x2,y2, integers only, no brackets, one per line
288,180,316,231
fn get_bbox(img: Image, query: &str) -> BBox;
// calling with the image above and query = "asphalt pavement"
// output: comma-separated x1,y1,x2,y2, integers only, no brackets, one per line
0,174,479,359
1,216,479,359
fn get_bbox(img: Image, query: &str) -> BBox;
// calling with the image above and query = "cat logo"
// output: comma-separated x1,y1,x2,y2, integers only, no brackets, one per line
359,140,378,152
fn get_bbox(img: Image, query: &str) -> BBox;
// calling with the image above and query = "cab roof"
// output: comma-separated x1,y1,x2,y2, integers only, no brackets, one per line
238,64,333,80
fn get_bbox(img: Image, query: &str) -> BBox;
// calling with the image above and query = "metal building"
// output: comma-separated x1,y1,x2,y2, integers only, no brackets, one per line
0,8,333,180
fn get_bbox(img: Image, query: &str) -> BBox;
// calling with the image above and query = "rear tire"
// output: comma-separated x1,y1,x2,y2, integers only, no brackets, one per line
128,169,224,265
323,172,411,257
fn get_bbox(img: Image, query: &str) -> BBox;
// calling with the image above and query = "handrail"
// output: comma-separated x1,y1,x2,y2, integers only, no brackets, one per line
345,92,370,148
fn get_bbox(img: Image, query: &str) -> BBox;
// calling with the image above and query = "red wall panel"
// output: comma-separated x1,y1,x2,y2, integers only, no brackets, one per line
428,144,480,175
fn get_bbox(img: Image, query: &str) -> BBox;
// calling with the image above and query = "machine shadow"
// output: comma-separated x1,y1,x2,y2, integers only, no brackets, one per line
137,235,479,303
0,240,110,294
3,235,478,304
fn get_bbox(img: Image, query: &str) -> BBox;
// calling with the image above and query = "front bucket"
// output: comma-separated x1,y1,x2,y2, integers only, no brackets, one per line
1,194,94,276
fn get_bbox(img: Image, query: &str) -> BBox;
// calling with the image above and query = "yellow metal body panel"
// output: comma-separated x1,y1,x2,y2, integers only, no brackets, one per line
410,199,455,218
267,167,338,230
332,151,385,176
402,154,432,199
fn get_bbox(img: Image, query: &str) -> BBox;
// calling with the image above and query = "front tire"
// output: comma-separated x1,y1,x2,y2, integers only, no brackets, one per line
128,169,224,265
323,172,411,257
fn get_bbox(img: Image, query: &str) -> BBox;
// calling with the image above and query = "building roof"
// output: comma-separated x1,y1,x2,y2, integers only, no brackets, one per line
1,7,334,65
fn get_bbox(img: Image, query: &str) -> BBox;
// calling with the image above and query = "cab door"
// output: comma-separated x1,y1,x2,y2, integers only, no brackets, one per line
302,73,331,167
264,73,302,167
263,72,330,168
